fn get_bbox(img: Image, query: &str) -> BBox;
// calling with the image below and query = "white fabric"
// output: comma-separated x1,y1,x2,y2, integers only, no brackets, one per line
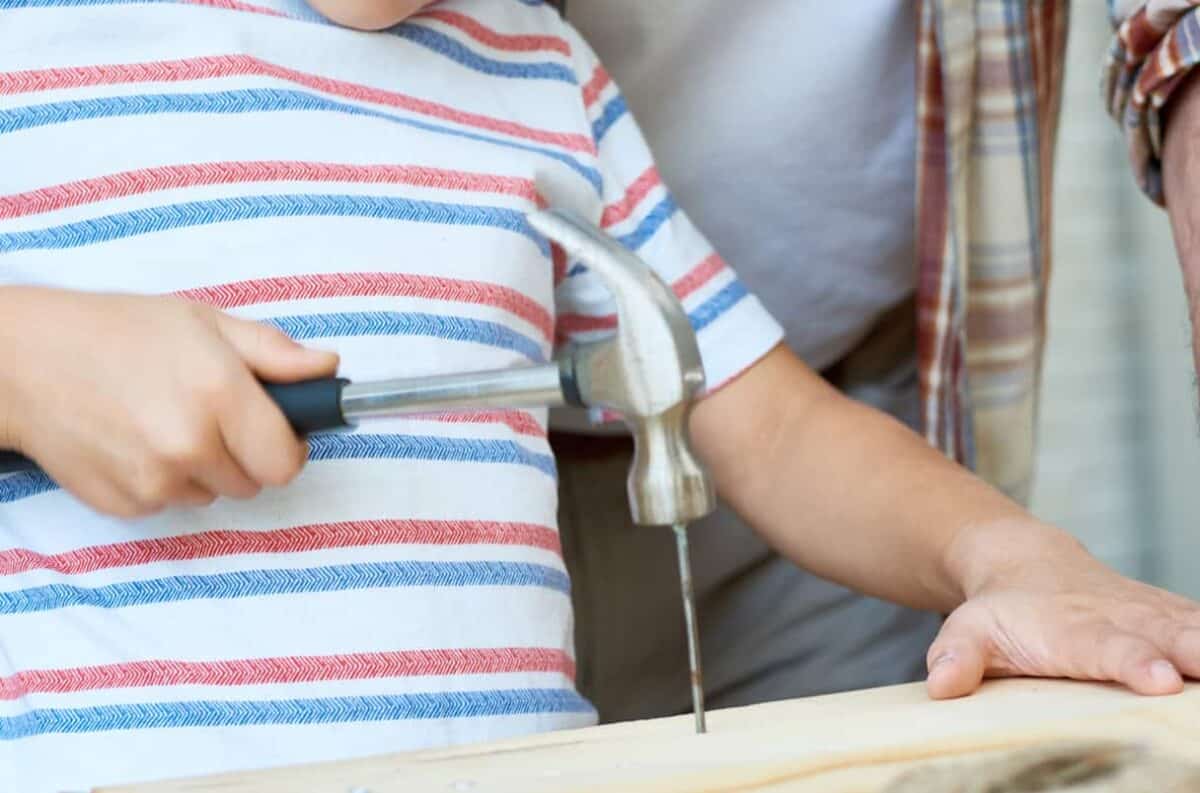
0,1,783,789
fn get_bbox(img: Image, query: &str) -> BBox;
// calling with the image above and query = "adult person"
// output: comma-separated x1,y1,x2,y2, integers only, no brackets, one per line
553,1,1193,724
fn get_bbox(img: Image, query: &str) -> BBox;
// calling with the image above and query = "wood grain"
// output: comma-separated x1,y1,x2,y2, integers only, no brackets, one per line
98,679,1200,792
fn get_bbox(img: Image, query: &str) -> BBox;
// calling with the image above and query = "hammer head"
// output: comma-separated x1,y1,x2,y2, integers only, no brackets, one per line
528,209,716,527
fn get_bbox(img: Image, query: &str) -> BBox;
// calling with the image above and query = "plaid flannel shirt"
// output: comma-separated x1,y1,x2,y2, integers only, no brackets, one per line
1106,0,1200,203
916,1,1068,502
557,3,1153,503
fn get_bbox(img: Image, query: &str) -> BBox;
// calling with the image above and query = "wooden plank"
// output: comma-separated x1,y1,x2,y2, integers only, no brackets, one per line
98,679,1200,792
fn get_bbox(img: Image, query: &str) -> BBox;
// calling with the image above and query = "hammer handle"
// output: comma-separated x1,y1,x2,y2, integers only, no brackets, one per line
0,377,351,476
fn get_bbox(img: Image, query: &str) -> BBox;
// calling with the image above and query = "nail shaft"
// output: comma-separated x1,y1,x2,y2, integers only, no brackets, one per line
673,522,706,734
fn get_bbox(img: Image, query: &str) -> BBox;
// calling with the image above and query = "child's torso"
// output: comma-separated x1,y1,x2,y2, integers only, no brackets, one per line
0,1,600,788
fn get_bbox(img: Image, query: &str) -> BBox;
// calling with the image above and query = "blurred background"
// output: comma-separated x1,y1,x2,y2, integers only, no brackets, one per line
1031,4,1200,597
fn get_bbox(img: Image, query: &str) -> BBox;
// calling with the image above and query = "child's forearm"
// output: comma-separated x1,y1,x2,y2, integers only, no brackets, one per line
689,344,1076,614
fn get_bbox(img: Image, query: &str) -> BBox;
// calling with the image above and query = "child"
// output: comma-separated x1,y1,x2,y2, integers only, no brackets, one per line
0,0,1197,790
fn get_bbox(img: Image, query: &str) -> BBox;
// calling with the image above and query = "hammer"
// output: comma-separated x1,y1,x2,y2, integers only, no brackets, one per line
0,208,717,732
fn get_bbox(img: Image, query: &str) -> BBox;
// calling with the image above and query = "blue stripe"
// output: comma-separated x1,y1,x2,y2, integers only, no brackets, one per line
0,194,545,254
266,312,546,362
0,89,601,191
0,433,555,504
566,195,678,279
308,433,556,477
0,560,569,615
0,689,592,740
0,0,572,84
614,196,677,251
689,279,748,333
393,24,574,83
591,95,627,142
0,471,55,504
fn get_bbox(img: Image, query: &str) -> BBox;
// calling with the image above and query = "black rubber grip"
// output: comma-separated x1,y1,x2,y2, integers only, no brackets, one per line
263,377,351,435
0,377,351,477
0,449,35,475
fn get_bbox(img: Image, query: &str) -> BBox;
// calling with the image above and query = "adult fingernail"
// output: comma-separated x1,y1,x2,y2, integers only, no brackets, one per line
931,652,955,670
1151,659,1178,682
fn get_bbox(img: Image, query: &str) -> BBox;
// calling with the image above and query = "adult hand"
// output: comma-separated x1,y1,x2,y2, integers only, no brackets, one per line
0,286,339,517
1161,70,1200,380
926,519,1199,699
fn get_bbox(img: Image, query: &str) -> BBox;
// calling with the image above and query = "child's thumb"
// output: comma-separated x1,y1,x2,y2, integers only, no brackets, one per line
924,616,989,700
216,314,339,382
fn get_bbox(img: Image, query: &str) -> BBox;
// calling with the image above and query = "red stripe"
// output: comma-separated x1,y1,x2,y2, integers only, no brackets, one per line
417,8,571,56
557,253,726,336
0,648,575,699
671,253,726,301
406,409,545,438
0,519,561,577
175,272,553,343
0,161,542,221
182,0,289,16
600,166,661,228
581,64,611,107
0,55,594,153
551,243,568,285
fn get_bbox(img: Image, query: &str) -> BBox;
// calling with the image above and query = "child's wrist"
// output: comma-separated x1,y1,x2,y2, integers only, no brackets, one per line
0,286,30,451
0,285,59,453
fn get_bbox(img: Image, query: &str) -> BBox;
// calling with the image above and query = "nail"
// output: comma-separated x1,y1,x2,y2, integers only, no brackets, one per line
1150,659,1178,681
930,652,955,670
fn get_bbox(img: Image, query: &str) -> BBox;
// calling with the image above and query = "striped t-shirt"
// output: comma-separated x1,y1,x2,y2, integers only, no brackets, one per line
0,0,784,789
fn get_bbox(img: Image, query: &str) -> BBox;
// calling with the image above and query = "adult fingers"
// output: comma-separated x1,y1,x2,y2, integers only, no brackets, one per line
1084,626,1183,696
925,613,991,700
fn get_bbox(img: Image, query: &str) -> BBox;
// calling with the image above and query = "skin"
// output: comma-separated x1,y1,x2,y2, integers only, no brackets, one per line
304,0,430,30
0,288,338,516
691,345,1200,699
3,0,1198,704
1162,71,1200,382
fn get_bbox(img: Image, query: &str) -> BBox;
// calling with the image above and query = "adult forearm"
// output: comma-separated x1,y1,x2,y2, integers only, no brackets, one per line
1163,71,1200,379
690,344,1073,615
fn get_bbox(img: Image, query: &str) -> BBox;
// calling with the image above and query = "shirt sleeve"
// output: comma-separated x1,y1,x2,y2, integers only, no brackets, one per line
553,31,784,411
1105,0,1200,204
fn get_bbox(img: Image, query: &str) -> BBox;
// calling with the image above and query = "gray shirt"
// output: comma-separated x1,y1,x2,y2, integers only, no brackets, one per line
555,1,941,721
568,0,918,372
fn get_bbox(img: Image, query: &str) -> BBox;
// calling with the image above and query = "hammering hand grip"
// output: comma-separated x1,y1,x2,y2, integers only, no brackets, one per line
262,377,351,435
0,377,351,476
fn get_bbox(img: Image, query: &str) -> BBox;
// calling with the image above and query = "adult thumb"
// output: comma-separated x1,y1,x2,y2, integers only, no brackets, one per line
215,313,339,382
925,611,991,700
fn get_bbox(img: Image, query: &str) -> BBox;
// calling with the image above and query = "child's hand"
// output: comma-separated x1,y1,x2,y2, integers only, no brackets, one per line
926,520,1200,699
0,287,339,517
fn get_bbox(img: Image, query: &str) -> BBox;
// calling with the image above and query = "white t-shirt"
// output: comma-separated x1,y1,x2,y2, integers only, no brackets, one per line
568,0,918,372
0,1,783,789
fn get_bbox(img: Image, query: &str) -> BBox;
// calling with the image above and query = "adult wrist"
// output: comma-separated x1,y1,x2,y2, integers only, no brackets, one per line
941,516,1089,601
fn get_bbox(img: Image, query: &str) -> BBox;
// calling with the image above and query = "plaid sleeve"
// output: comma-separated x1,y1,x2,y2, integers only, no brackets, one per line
554,33,784,402
1105,0,1200,203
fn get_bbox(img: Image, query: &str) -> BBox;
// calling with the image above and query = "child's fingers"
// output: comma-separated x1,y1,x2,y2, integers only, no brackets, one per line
174,480,219,508
925,616,989,700
210,311,328,488
217,369,309,489
51,460,143,518
188,448,260,501
214,314,339,383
